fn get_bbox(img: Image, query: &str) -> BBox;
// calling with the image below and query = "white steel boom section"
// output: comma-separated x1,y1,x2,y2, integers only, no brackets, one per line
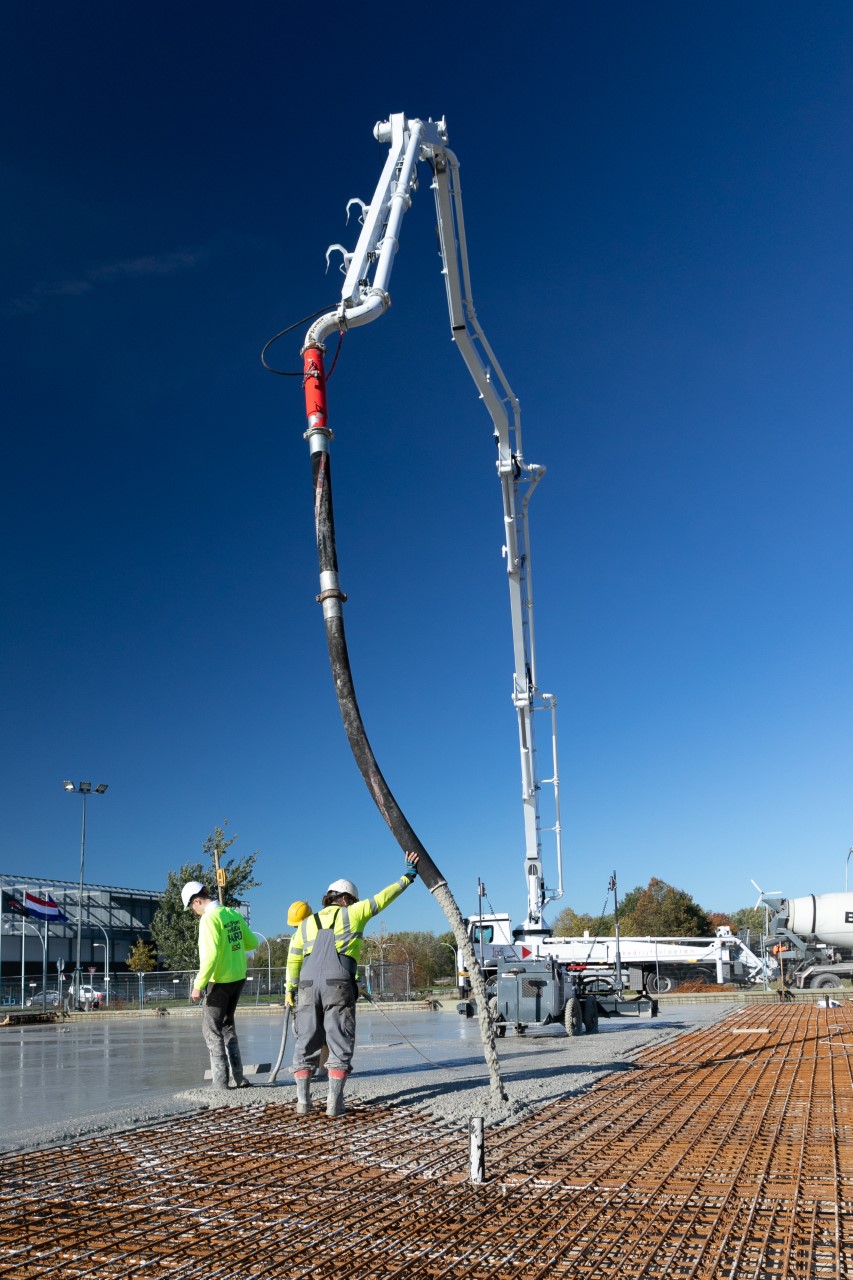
304,114,564,932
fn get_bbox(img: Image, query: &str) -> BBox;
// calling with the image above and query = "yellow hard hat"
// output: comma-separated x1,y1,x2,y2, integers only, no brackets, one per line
287,900,312,927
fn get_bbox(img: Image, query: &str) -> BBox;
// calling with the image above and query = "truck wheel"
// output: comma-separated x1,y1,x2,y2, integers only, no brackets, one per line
810,974,844,990
564,997,583,1037
583,998,599,1035
646,972,675,996
488,996,507,1038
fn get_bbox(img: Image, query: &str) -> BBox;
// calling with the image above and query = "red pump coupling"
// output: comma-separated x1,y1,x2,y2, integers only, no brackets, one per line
303,346,328,435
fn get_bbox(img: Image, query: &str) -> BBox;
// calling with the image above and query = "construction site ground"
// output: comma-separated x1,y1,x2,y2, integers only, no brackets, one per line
2,997,850,1278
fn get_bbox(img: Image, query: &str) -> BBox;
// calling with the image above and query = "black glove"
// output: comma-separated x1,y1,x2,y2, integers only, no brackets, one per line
403,865,418,880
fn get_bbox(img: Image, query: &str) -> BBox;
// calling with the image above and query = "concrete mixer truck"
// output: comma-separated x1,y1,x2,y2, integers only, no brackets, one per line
762,890,853,990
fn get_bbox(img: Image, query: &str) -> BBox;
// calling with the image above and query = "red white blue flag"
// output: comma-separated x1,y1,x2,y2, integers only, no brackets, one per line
23,892,68,923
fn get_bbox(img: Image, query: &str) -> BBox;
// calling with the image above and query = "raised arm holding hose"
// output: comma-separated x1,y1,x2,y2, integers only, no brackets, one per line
287,851,419,1117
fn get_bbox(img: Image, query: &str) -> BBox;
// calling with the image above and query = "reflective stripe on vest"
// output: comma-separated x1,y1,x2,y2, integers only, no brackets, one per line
298,907,359,971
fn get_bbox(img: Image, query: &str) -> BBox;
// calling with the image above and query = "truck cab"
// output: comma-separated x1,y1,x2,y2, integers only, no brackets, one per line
465,913,517,968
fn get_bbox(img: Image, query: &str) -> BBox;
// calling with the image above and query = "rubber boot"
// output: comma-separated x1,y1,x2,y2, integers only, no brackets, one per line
326,1069,347,1118
294,1069,312,1116
210,1052,229,1090
226,1039,248,1087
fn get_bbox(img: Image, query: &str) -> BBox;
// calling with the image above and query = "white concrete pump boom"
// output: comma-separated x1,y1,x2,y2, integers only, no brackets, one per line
304,113,564,931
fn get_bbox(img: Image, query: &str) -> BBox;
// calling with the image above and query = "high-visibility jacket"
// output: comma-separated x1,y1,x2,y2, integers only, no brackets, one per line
286,874,414,992
195,902,258,989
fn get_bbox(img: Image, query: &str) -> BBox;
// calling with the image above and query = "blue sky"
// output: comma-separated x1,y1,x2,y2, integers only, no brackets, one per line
2,3,851,942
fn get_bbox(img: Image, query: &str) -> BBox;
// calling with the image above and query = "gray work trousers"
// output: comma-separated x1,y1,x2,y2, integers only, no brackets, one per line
293,927,357,1074
202,979,246,1087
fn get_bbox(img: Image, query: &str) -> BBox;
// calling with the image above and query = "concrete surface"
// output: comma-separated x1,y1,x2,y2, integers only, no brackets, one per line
0,1000,732,1152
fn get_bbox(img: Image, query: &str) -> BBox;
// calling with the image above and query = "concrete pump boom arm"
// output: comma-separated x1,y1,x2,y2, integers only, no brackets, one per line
303,113,564,931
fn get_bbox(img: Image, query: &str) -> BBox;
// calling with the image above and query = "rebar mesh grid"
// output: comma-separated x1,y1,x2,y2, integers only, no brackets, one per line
2,1002,853,1279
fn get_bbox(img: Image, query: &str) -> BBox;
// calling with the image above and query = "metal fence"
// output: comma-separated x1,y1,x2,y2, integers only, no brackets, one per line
1,968,286,1011
362,961,411,1001
2,960,414,1009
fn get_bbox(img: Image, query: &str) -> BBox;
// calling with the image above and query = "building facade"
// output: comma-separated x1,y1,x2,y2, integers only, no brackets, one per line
0,874,164,994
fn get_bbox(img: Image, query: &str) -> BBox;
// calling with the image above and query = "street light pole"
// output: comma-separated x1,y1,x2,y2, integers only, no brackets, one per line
93,941,108,1007
439,938,465,1000
846,847,853,893
5,921,47,1008
392,943,412,1000
254,931,272,996
96,923,110,1006
64,781,108,1005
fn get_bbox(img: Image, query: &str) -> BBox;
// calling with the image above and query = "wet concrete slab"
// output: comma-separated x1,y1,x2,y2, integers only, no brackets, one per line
2,1002,841,1280
0,1001,727,1151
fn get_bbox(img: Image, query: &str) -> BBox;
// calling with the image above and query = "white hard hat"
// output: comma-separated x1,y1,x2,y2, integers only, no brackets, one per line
181,880,207,910
326,878,359,900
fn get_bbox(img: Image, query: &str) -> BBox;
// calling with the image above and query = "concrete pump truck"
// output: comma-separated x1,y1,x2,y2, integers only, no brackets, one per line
293,114,768,1039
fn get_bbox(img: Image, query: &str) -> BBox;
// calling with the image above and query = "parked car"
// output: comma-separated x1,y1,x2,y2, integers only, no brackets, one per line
77,985,103,1008
26,985,103,1010
144,986,178,1002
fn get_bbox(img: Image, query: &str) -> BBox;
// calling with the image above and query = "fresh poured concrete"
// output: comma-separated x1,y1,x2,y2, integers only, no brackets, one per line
0,1001,730,1152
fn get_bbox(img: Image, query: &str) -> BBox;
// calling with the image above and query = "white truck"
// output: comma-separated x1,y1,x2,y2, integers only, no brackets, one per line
761,890,853,990
466,909,769,998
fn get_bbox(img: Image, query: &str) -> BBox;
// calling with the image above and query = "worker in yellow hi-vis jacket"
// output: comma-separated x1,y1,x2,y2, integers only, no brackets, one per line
286,899,329,1078
286,852,419,1117
182,880,258,1089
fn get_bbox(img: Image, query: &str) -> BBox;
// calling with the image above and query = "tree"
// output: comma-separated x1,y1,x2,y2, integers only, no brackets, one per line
126,938,158,973
730,906,765,937
551,906,613,937
360,928,451,991
394,931,452,989
617,885,646,921
620,878,712,937
435,931,458,979
150,822,261,969
249,934,291,969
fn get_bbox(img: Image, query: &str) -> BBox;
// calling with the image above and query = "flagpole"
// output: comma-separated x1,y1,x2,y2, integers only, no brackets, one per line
76,790,86,1006
42,916,48,1004
20,895,26,1009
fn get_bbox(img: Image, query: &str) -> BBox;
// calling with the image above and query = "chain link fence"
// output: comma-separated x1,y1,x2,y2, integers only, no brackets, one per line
2,960,415,1009
361,961,411,1000
2,968,286,1011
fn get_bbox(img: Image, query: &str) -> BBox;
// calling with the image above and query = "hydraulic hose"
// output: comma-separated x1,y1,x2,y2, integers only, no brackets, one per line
302,343,507,1106
312,457,444,890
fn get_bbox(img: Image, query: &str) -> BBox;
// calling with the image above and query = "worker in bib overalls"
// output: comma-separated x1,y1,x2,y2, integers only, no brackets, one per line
286,852,419,1117
286,899,329,1078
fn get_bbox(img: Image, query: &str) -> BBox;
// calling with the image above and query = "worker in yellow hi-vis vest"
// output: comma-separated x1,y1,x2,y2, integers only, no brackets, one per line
182,880,258,1089
286,899,329,1078
286,852,419,1117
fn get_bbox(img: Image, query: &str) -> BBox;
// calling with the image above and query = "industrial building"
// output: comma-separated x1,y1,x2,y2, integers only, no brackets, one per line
0,873,163,1002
